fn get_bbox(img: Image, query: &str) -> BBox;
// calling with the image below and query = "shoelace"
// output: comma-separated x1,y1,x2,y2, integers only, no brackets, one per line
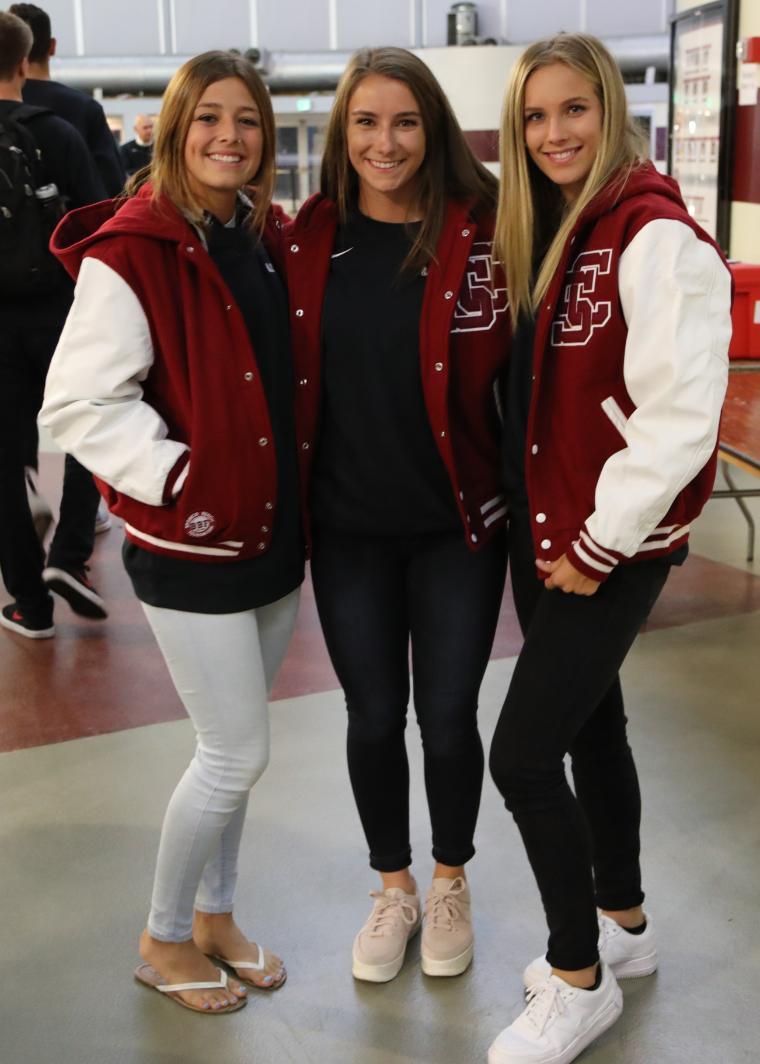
523,979,573,1036
426,877,467,932
598,914,622,945
366,892,418,937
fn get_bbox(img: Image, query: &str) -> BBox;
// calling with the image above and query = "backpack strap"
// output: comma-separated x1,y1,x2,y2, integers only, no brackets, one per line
0,103,52,187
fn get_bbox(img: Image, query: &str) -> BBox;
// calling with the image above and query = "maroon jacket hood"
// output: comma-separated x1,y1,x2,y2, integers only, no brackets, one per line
51,182,290,280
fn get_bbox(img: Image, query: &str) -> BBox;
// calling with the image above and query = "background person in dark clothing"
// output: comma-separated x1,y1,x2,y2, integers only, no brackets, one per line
0,11,105,639
10,2,125,196
119,113,154,175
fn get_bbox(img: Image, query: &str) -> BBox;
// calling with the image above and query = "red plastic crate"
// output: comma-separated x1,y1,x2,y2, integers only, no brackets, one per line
728,262,760,360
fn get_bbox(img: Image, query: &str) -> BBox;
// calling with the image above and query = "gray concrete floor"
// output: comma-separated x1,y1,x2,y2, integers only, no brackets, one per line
1,477,759,1064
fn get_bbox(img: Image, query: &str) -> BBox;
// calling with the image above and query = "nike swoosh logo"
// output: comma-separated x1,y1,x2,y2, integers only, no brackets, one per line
331,247,354,259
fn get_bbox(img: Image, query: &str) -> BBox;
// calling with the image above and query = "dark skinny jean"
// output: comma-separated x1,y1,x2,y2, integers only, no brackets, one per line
311,527,507,872
489,508,673,971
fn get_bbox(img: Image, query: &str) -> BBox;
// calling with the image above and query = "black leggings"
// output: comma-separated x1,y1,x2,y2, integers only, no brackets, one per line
311,528,507,872
489,510,672,971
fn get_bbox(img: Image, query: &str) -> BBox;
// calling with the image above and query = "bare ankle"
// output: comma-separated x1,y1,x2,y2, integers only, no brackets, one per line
551,963,598,990
433,863,466,882
380,869,416,895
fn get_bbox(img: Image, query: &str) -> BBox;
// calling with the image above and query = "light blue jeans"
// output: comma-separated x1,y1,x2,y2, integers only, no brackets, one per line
142,589,300,942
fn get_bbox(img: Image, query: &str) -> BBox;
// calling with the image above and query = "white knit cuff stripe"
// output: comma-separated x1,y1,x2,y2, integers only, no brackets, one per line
579,529,620,565
572,539,615,575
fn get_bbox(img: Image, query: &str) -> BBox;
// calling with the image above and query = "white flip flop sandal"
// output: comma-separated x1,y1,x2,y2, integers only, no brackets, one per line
213,944,287,990
134,963,247,1013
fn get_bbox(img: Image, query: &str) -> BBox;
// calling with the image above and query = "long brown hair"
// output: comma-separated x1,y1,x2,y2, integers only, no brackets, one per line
321,47,497,272
126,50,276,233
495,33,648,325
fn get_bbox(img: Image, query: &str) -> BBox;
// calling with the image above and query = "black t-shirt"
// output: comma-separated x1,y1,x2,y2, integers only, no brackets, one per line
312,209,459,535
500,312,536,505
123,211,304,613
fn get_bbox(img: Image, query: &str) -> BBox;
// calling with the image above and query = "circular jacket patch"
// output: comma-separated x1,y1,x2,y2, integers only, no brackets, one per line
184,511,215,538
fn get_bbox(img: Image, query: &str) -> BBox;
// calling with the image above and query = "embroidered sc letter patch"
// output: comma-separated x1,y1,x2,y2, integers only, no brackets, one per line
551,249,612,347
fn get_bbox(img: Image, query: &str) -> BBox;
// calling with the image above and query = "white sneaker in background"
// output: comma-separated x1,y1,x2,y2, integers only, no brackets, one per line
94,499,112,534
25,468,54,543
488,963,622,1064
523,912,657,987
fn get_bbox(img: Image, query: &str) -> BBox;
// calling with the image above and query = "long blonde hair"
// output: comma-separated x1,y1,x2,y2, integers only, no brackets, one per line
126,50,276,233
321,47,497,273
495,33,647,325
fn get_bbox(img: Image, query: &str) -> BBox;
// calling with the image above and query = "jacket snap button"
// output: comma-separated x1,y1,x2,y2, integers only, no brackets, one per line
434,362,444,371
444,290,454,299
257,542,266,550
290,244,299,252
295,309,304,317
186,246,194,253
536,512,547,523
299,378,308,386
440,430,446,438
258,437,268,446
265,501,273,510
471,533,478,543
302,442,310,450
541,538,552,549
459,491,464,501
461,228,470,237
244,371,253,381
226,304,232,311
531,444,538,455
261,525,269,533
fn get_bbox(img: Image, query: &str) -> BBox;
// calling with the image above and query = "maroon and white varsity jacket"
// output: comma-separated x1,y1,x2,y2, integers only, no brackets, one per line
524,163,732,582
284,194,511,550
41,183,294,563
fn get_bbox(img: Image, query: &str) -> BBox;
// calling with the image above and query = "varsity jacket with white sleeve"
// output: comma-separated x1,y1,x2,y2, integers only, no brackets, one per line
524,163,732,582
40,184,293,563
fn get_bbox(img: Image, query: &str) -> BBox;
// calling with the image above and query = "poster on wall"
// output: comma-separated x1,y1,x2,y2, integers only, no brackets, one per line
669,1,737,249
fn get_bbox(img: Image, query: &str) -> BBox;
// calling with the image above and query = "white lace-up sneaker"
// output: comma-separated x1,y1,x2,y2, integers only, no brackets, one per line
352,886,421,983
522,912,657,988
489,964,622,1064
421,876,473,977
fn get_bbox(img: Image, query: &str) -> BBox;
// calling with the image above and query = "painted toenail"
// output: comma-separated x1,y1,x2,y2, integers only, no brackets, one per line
264,975,273,984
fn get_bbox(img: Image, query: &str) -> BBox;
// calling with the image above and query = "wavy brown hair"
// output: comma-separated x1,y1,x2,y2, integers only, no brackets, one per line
321,47,497,272
126,50,276,233
495,33,648,325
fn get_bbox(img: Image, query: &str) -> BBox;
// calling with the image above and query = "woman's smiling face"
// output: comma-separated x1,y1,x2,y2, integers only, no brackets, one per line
346,73,426,220
184,77,263,220
523,62,603,203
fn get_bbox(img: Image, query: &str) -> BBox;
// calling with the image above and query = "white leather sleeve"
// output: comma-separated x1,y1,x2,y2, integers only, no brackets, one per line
585,219,731,557
40,257,189,506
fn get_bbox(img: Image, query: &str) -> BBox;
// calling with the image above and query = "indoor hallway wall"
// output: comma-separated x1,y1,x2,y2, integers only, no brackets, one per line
42,0,676,58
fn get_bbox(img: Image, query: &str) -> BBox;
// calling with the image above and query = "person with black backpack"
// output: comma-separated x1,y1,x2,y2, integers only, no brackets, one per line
0,10,105,639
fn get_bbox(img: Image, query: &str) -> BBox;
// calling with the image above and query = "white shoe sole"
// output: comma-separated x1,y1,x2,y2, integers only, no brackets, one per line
421,940,473,977
0,614,55,639
523,948,657,988
352,920,421,983
42,567,107,620
488,985,623,1064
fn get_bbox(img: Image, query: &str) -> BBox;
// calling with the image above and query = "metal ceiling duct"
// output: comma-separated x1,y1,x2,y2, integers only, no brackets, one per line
48,37,669,96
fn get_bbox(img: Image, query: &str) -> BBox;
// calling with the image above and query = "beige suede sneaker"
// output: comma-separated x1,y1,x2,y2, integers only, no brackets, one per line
421,876,474,977
352,886,422,983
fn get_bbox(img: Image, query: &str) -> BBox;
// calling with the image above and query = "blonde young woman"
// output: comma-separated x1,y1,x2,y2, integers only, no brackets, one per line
41,51,302,1014
285,48,509,983
486,34,731,1064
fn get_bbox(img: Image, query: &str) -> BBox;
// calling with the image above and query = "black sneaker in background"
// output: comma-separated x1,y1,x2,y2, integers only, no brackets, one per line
42,566,107,619
1,602,55,639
